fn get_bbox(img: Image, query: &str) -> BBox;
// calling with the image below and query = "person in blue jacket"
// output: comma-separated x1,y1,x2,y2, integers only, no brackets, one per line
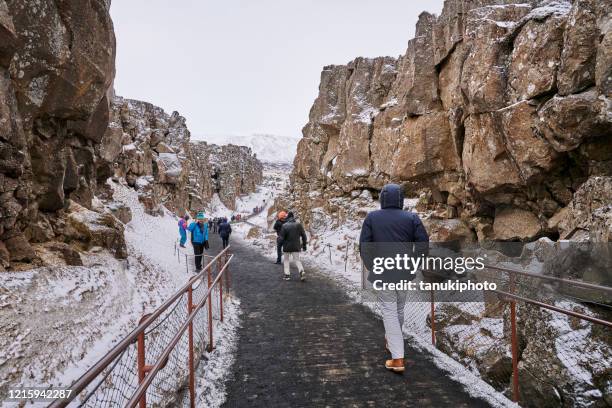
359,183,429,373
178,214,189,248
188,212,209,271
218,217,232,249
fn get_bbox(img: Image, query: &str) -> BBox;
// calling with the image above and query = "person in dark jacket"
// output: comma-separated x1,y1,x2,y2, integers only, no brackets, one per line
273,211,287,264
218,218,232,249
359,183,429,373
216,217,221,233
279,212,307,281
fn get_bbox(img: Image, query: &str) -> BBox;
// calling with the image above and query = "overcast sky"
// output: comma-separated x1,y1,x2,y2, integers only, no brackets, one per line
110,1,445,140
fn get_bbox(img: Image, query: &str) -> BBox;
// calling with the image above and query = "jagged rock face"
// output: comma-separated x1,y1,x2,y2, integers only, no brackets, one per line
554,176,612,241
103,98,263,215
289,0,612,242
191,142,263,210
103,96,207,215
0,0,117,268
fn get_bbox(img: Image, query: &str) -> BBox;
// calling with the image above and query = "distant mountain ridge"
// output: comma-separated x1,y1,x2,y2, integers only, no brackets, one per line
199,133,300,164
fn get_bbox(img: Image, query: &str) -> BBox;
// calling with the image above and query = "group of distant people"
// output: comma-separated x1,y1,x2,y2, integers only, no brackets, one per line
177,212,232,271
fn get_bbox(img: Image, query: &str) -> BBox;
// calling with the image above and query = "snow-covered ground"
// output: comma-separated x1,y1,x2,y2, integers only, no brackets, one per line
192,297,241,408
0,181,241,407
197,134,300,164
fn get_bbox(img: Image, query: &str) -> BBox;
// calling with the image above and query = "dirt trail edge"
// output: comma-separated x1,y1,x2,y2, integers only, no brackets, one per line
221,239,493,407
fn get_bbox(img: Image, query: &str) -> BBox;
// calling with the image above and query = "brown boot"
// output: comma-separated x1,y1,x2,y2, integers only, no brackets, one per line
385,358,405,373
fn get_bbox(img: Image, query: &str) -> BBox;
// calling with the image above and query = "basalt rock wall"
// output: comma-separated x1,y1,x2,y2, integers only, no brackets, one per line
0,0,119,268
103,96,213,216
0,0,263,269
289,0,612,242
104,97,263,215
190,141,263,211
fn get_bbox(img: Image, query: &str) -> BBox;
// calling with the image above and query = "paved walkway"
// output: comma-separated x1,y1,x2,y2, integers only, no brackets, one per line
221,239,492,407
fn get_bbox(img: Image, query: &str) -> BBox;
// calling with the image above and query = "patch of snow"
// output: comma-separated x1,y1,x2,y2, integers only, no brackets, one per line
380,97,398,109
523,0,571,21
191,298,242,408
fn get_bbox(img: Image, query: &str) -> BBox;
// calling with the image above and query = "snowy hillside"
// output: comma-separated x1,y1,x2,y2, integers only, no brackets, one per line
0,182,240,406
198,134,300,164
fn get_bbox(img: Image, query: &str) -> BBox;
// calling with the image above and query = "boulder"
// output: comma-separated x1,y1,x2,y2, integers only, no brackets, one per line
556,176,612,241
45,241,83,266
64,200,127,259
423,218,476,244
23,215,54,243
155,153,182,185
4,234,36,262
107,202,132,224
538,90,612,152
493,207,542,241
0,240,9,267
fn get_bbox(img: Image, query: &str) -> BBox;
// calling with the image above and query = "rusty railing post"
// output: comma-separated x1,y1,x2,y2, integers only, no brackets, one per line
137,332,146,408
430,288,436,346
224,251,231,293
187,286,195,408
136,314,152,408
510,300,520,403
217,256,224,322
207,264,214,351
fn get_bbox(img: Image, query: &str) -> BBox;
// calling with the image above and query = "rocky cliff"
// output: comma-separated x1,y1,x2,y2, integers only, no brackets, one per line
193,142,264,210
289,0,611,243
0,0,263,270
103,96,210,215
104,96,263,214
0,0,123,269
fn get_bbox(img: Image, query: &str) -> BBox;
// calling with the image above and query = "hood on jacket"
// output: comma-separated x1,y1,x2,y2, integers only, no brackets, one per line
379,184,404,209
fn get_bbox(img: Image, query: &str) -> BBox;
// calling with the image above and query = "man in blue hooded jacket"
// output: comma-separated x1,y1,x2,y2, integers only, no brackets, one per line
359,183,429,373
189,212,209,271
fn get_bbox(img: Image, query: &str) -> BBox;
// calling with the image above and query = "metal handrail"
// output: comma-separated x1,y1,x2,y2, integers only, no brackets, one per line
485,264,612,294
494,288,612,327
126,256,233,408
48,246,232,408
425,265,612,405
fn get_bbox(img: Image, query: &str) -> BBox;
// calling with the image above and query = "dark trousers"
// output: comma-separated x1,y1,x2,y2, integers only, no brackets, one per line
222,236,229,249
276,240,283,263
193,242,204,271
